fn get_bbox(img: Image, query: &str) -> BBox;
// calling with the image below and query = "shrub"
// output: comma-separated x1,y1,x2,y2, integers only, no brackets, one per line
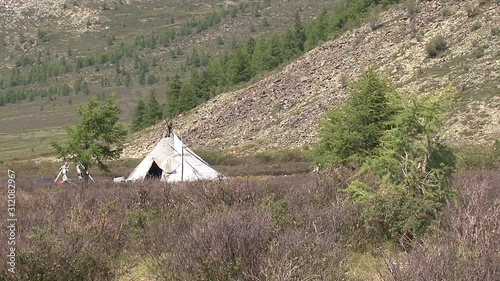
403,0,419,18
471,21,482,31
491,26,500,37
215,35,224,45
255,149,313,164
387,171,500,280
12,227,117,281
465,4,478,18
425,34,448,58
442,7,453,17
473,46,485,58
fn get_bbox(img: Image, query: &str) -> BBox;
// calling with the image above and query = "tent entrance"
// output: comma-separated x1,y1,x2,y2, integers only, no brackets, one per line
146,161,163,179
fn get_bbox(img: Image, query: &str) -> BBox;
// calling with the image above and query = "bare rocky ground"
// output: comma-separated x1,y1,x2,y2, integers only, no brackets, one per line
0,0,111,31
123,0,500,158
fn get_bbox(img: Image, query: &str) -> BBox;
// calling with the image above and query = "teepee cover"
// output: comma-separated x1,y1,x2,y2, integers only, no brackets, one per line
127,133,219,182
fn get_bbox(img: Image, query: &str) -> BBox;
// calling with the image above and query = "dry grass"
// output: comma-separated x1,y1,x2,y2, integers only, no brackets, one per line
0,162,498,280
385,171,500,280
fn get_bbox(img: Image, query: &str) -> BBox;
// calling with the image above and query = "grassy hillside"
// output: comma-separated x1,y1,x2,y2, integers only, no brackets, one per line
0,0,332,161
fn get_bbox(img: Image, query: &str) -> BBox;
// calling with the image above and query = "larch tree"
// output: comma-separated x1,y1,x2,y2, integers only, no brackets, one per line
51,94,127,180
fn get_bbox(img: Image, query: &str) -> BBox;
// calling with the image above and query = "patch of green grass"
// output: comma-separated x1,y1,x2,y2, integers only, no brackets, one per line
0,128,66,161
118,258,156,281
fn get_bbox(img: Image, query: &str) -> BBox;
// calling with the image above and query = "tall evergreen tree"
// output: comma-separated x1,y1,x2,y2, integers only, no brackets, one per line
74,78,82,94
282,30,300,61
293,10,306,52
82,81,90,95
266,34,283,70
250,38,268,73
164,73,182,118
124,72,132,88
245,37,256,56
315,70,397,166
51,94,127,175
227,48,251,85
305,8,329,51
145,89,163,127
177,83,198,113
130,99,146,132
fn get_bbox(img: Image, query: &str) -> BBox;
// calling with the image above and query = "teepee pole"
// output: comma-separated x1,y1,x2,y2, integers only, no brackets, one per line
181,145,184,182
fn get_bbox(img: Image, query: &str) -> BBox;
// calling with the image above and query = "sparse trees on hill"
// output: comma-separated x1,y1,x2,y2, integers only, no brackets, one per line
1,0,407,118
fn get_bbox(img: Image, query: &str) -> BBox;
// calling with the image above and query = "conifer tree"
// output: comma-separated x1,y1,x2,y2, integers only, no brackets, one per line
250,38,268,73
130,99,146,132
266,34,283,70
227,48,251,85
293,10,306,52
51,94,127,175
164,73,182,118
82,81,90,95
344,87,456,241
74,78,82,94
144,89,162,127
315,70,397,167
177,82,198,113
124,72,132,88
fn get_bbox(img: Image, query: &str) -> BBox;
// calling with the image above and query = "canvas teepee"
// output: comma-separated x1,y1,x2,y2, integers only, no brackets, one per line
126,133,220,182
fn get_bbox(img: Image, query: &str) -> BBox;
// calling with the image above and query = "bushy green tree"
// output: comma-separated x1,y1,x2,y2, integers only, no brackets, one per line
315,70,397,167
51,94,127,175
345,87,456,242
293,10,306,52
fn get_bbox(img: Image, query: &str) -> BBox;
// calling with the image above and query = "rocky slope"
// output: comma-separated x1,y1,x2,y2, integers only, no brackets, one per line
123,0,499,158
0,0,115,31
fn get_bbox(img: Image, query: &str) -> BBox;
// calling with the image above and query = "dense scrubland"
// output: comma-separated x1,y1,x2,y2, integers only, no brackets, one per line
0,144,499,281
0,163,498,280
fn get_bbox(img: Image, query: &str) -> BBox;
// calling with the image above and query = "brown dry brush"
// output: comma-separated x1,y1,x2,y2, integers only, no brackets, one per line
0,174,350,280
0,181,150,280
386,171,500,281
2,169,497,280
144,174,351,281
